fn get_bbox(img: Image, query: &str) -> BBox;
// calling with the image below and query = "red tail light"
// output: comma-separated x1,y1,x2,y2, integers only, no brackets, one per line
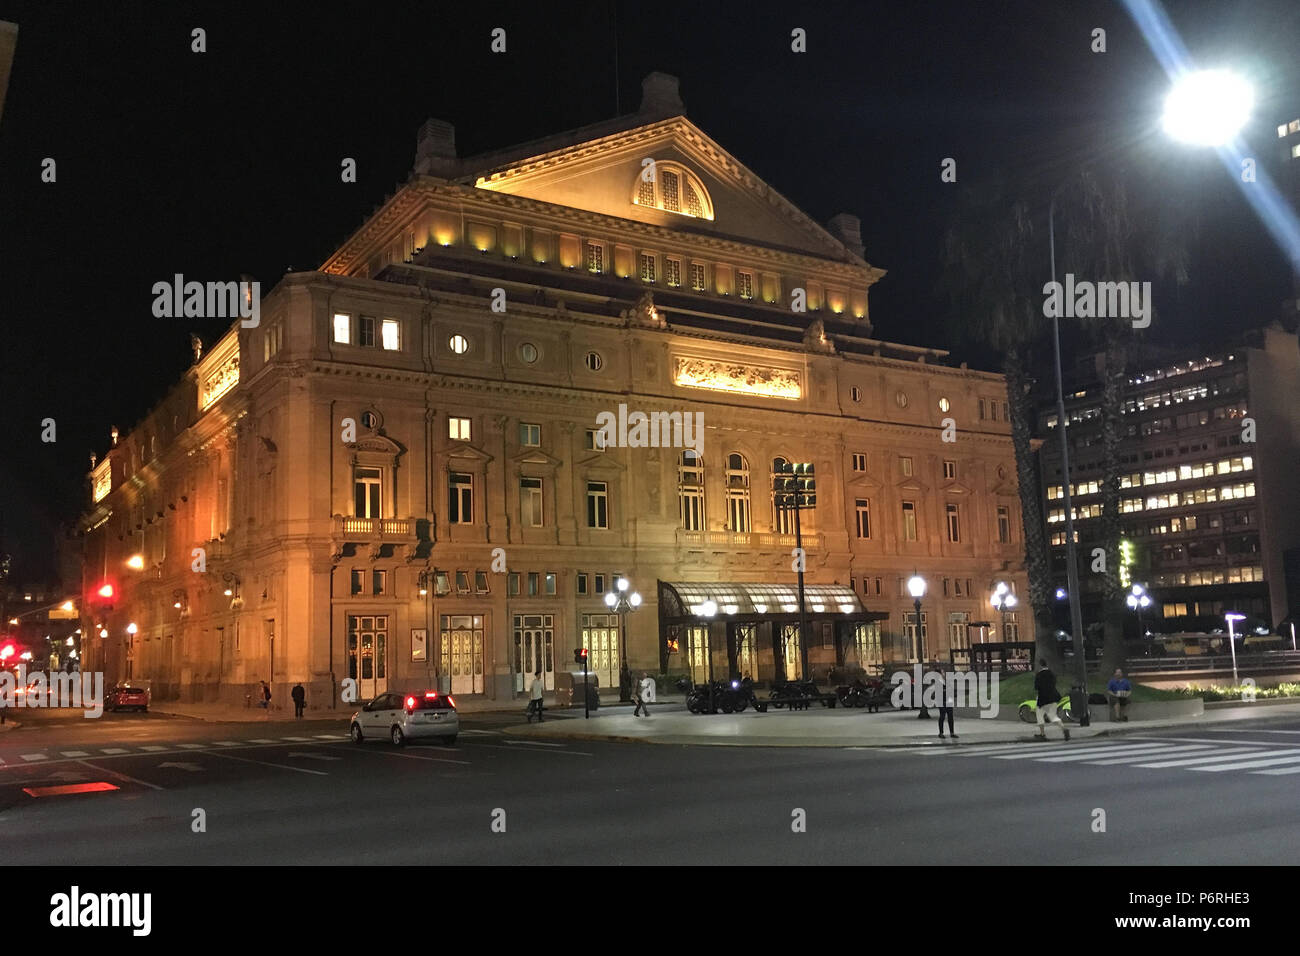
424,691,437,698
405,696,416,710
448,695,456,708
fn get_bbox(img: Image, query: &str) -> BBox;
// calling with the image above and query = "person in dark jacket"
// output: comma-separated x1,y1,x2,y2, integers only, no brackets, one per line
291,683,305,718
1034,660,1070,741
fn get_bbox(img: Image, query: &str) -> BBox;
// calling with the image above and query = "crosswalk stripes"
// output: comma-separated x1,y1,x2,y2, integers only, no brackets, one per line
917,736,1300,778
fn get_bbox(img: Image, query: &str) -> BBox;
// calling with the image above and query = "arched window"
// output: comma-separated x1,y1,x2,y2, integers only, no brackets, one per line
726,453,751,533
630,161,715,221
772,456,795,535
678,451,705,532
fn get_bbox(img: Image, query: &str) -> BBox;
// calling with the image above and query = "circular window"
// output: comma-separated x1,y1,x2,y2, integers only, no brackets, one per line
360,410,381,430
518,342,538,364
938,397,951,413
895,391,909,408
584,351,603,372
449,334,469,355
850,386,862,403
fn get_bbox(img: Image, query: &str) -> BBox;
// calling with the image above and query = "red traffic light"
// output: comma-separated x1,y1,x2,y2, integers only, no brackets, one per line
96,583,115,600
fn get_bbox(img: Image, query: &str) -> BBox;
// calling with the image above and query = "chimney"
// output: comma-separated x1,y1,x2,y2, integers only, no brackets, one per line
414,118,457,177
639,72,685,119
827,213,865,258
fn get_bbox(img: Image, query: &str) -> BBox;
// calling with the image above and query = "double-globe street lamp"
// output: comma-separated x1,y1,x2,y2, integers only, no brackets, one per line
907,574,929,720
991,582,1018,645
605,577,642,702
1126,584,1152,640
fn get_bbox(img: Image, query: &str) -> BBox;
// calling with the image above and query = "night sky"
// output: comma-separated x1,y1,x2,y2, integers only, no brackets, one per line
1,0,1296,583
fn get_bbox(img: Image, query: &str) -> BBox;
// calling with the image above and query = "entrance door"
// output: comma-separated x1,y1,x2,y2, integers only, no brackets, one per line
514,614,555,692
781,625,801,681
347,615,389,700
735,624,758,680
580,613,619,689
685,625,710,685
441,614,484,695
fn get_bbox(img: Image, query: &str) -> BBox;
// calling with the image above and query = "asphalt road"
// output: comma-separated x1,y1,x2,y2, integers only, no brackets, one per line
3,707,1299,865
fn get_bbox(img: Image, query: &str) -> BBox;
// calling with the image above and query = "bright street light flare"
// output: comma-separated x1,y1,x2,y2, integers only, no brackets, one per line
1161,69,1253,146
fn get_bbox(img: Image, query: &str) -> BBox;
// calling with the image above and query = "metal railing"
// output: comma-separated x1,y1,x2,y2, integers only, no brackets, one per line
677,529,822,550
332,516,415,537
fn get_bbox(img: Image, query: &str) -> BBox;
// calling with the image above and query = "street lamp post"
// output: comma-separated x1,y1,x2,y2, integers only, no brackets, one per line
907,574,929,720
604,577,642,702
1225,612,1245,686
991,582,1018,647
1126,584,1152,640
699,600,717,713
774,461,816,680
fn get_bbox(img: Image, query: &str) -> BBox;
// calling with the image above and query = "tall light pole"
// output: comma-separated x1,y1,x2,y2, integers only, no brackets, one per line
991,582,1017,644
773,461,816,679
907,573,929,720
1225,612,1245,686
605,576,641,702
699,599,717,713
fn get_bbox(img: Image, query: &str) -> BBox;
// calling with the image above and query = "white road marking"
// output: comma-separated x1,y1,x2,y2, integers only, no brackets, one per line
205,750,328,776
504,739,567,747
991,742,1172,761
467,743,593,757
286,752,342,761
157,761,204,772
1251,763,1300,775
177,743,208,749
139,745,167,751
1083,745,1225,765
1135,748,1283,768
1188,753,1300,772
76,759,164,791
459,729,502,736
1032,743,1192,763
60,751,90,757
213,741,240,746
246,738,274,744
351,748,471,765
280,736,312,742
21,754,48,762
313,734,345,740
100,748,130,754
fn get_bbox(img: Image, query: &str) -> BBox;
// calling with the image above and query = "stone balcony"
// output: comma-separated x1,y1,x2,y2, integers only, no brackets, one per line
331,515,428,561
675,528,823,552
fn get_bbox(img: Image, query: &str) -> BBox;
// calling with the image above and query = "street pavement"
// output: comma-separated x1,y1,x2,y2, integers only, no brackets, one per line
3,703,1300,864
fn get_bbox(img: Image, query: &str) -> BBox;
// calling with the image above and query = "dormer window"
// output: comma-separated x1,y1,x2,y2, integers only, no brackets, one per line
631,161,714,221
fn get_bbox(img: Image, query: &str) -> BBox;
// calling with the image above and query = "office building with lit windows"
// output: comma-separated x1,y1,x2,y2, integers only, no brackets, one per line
79,74,1024,709
1039,323,1300,637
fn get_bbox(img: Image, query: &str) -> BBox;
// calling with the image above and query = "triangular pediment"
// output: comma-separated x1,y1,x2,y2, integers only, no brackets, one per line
942,480,975,496
578,452,625,472
446,441,493,464
848,471,884,491
468,117,862,263
511,448,563,469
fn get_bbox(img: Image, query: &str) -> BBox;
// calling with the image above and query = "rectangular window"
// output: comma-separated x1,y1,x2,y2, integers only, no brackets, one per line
587,481,609,529
997,506,1011,543
434,570,450,596
576,573,588,596
661,169,680,211
852,453,866,472
902,501,917,542
595,573,606,594
665,257,682,287
449,472,473,524
475,571,489,594
545,572,557,596
521,477,544,527
381,319,400,351
979,398,987,420
508,572,520,596
736,271,754,299
901,457,913,477
333,313,351,344
372,569,387,595
528,572,539,596
855,499,871,539
586,242,604,274
354,467,381,518
455,571,470,594
875,577,882,596
359,315,376,348
639,253,656,283
954,578,963,596
585,429,605,452
350,569,363,596
690,262,707,292
519,423,541,446
449,417,471,441
947,503,960,542
943,460,956,479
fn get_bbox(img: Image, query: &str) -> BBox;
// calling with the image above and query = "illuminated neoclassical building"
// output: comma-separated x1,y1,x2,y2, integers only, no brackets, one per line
81,74,1025,709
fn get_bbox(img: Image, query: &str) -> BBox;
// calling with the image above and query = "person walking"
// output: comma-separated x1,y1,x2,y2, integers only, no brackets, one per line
257,680,271,710
291,683,305,719
527,670,545,723
633,672,652,717
1107,668,1132,722
1033,659,1070,740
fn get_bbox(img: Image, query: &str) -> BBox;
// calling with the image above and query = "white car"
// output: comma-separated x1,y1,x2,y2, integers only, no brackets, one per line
350,690,459,746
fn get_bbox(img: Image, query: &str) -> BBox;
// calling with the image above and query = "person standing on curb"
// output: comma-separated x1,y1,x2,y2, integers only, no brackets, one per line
527,670,545,723
633,672,652,717
291,682,305,719
1107,668,1132,722
937,674,957,739
1033,659,1070,741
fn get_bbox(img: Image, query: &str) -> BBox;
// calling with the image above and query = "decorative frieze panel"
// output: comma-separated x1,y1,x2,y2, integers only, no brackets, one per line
673,356,802,400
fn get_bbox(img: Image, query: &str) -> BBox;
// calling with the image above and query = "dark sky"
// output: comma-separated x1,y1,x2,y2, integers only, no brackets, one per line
1,0,1297,582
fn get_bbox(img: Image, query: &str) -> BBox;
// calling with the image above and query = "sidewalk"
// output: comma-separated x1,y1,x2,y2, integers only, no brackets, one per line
506,699,1300,748
149,693,636,723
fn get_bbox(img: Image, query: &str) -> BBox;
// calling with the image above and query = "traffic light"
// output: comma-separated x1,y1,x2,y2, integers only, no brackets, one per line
92,581,116,612
573,647,588,665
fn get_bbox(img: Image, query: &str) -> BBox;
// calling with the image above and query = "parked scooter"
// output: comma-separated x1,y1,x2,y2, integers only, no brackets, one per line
1017,694,1074,723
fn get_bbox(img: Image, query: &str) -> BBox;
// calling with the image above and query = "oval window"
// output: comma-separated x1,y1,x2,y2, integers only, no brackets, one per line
449,334,469,355
360,411,381,430
518,342,538,364
850,386,862,403
938,397,951,412
895,391,909,408
585,351,603,372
